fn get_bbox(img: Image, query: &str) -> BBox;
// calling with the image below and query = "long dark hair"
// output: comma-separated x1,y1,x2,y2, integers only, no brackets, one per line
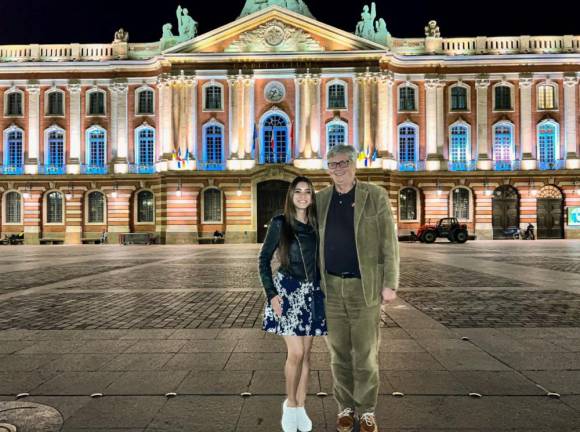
278,176,318,267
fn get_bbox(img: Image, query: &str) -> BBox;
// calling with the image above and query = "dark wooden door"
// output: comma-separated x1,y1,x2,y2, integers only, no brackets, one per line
492,186,519,239
257,180,289,242
537,198,563,239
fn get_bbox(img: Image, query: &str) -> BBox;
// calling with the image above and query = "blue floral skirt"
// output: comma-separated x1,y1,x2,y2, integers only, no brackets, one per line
263,271,328,336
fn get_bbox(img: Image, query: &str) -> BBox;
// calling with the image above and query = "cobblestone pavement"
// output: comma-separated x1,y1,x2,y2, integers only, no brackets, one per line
2,241,580,431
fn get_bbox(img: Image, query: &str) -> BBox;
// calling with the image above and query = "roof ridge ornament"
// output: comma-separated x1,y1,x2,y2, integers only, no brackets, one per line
160,5,199,51
239,0,315,19
355,2,391,47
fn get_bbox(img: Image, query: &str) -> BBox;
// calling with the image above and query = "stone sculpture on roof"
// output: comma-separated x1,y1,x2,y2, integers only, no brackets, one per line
355,2,392,47
239,0,315,19
160,5,199,51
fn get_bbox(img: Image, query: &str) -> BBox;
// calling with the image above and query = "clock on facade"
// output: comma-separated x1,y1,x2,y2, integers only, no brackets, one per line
264,81,286,103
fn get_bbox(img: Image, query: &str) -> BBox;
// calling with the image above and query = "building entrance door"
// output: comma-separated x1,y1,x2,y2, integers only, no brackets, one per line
536,186,564,239
492,185,519,239
257,180,289,242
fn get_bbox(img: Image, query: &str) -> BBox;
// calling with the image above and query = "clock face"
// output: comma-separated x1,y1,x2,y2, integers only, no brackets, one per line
264,25,285,47
265,82,285,103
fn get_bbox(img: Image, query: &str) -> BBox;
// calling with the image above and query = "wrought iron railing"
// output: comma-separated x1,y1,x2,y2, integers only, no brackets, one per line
0,165,24,175
80,164,108,175
38,165,66,175
447,160,477,171
128,164,156,174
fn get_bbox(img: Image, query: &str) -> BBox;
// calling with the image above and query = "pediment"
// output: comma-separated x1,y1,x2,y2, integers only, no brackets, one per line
164,6,386,55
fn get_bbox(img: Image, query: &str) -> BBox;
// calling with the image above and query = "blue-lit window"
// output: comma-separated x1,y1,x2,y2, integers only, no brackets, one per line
5,191,22,224
5,129,23,168
399,188,417,221
87,191,105,224
451,86,467,111
398,124,417,164
88,90,106,115
46,191,63,224
203,188,222,223
137,191,154,223
47,91,64,116
137,89,154,115
494,85,512,110
538,121,558,164
137,128,155,166
449,125,468,163
328,83,346,109
399,86,416,111
204,125,224,164
47,129,65,167
262,115,288,164
493,123,514,163
327,122,346,149
204,85,222,110
87,128,106,167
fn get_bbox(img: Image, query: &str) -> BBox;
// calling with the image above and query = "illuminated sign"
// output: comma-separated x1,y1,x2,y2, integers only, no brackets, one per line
569,207,580,226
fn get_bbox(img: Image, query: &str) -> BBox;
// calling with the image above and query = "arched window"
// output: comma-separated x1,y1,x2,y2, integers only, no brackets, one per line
136,88,154,115
137,190,155,223
450,85,468,111
46,191,63,224
86,127,106,168
203,188,223,223
262,114,288,164
494,85,512,110
136,126,155,167
452,188,470,220
5,90,23,116
449,124,469,164
45,127,65,169
203,122,224,169
399,85,416,111
537,120,559,167
537,83,556,110
87,89,106,116
46,90,64,116
398,123,418,170
493,122,515,170
327,121,347,149
87,191,105,224
4,191,22,224
4,127,24,170
399,188,417,221
327,81,347,109
204,84,222,110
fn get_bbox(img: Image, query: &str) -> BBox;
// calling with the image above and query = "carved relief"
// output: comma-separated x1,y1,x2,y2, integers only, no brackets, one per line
225,20,324,52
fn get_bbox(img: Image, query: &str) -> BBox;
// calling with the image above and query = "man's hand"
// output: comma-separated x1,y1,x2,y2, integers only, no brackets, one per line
381,288,397,305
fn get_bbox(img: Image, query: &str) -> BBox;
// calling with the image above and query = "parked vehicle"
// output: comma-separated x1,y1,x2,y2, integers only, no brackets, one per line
416,218,469,243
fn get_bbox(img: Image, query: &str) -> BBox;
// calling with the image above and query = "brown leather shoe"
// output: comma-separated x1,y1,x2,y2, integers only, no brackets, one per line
336,408,356,432
359,412,378,432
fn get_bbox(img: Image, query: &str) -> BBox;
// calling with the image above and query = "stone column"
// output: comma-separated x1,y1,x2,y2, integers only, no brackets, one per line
25,83,40,175
310,75,322,159
112,80,129,174
68,81,82,174
227,73,255,170
157,74,174,171
189,78,198,168
227,75,240,158
564,74,579,169
519,76,536,170
293,72,322,169
244,77,256,159
475,77,491,170
425,77,442,171
436,80,445,163
169,72,195,170
381,72,396,170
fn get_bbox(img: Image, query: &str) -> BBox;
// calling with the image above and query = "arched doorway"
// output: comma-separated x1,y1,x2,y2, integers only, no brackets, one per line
492,185,519,239
257,180,290,242
537,185,564,239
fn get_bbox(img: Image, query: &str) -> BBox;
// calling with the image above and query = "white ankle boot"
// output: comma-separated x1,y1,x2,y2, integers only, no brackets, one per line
282,399,298,432
296,406,312,432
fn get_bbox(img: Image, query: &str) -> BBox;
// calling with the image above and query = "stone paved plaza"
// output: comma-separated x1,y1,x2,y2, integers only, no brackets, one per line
1,240,580,431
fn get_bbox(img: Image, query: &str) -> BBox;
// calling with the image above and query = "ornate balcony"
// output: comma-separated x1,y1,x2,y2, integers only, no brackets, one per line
538,160,566,170
128,164,156,174
0,165,24,175
198,162,226,171
494,160,521,171
38,165,66,175
81,164,108,175
447,160,477,171
397,161,425,172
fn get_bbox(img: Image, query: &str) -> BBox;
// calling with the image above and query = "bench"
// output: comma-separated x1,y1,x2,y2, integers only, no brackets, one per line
198,235,225,244
119,233,157,245
82,232,105,244
39,238,64,245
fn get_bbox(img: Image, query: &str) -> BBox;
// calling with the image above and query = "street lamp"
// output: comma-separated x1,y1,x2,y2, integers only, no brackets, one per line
111,184,118,198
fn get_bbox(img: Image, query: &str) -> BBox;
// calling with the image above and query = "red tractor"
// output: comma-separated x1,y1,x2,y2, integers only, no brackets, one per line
415,217,469,243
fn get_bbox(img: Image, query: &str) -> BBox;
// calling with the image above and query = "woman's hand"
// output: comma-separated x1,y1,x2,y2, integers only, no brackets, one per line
270,295,283,318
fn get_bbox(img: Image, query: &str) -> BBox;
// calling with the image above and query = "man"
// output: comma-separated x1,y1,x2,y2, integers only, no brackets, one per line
317,144,399,432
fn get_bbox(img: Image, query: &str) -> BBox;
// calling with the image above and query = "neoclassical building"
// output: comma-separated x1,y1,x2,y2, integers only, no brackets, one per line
0,0,579,244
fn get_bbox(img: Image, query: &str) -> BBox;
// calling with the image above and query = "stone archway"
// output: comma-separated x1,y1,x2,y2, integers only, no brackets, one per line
492,185,519,239
537,185,564,239
256,179,290,242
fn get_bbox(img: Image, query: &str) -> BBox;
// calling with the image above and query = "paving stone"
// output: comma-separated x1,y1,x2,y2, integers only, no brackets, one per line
0,370,60,394
384,371,467,395
42,354,114,372
429,351,512,371
379,352,447,371
523,371,580,395
249,370,319,394
494,352,580,370
177,370,252,394
104,371,189,395
451,371,544,395
0,340,36,354
100,354,173,371
17,340,89,354
225,353,287,371
32,372,124,396
72,339,138,354
26,396,92,421
162,353,230,370
178,339,238,353
124,340,187,354
0,354,60,371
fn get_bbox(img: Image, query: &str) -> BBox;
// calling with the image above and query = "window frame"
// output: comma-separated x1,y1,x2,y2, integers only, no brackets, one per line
45,88,65,117
202,81,224,112
4,88,24,117
135,86,155,116
397,121,419,164
449,186,472,222
448,83,470,112
201,187,224,224
3,125,24,168
43,190,65,225
202,119,225,165
537,82,558,111
134,189,155,225
492,121,516,162
448,120,471,163
85,125,108,168
536,119,560,163
134,124,156,167
86,88,107,117
85,190,107,225
326,119,348,152
398,187,420,222
492,82,514,112
44,125,66,168
326,79,348,111
397,83,419,113
2,190,23,225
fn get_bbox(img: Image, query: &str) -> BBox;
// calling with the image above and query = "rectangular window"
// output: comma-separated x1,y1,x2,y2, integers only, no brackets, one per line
6,93,23,116
88,92,105,115
451,87,467,111
203,189,222,223
328,84,346,109
205,86,222,110
538,86,555,110
47,92,64,116
494,86,512,110
399,87,416,111
138,90,154,114
6,193,21,224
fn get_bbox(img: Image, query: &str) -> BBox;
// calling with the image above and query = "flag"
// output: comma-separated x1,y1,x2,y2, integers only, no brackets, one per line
185,148,190,161
270,132,275,152
177,147,182,169
252,124,258,155
372,148,378,161
289,122,293,149
172,149,177,161
358,151,365,161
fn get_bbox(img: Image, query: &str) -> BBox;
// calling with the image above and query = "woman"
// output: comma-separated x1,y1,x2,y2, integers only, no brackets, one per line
259,176,327,432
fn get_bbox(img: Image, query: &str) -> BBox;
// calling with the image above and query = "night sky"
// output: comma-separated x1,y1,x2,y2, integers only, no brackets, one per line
0,0,577,45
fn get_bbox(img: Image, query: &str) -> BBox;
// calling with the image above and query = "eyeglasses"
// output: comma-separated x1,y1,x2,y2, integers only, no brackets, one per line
327,160,351,170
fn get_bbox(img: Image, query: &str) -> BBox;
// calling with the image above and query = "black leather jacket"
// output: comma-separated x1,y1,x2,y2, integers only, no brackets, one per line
258,215,319,302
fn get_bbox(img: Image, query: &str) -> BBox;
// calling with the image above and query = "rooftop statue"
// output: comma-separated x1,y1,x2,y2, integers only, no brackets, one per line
160,5,199,51
425,20,441,38
239,0,315,19
114,28,129,43
355,2,391,47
